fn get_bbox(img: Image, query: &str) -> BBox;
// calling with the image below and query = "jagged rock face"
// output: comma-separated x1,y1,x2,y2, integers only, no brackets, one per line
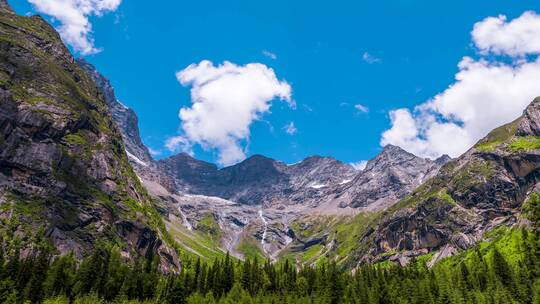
351,98,540,267
158,146,447,212
157,154,287,203
76,59,153,165
76,59,176,193
0,0,11,12
284,155,358,191
150,146,448,261
0,4,178,271
336,145,449,209
158,153,362,207
517,97,540,136
141,177,295,260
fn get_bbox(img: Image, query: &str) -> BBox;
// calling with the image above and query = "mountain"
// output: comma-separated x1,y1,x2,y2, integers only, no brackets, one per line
16,0,529,270
76,59,153,165
142,142,447,260
69,52,540,269
0,2,178,270
76,59,176,193
334,145,450,210
0,0,538,302
68,44,457,263
157,148,446,209
157,153,358,206
341,97,540,267
69,48,455,262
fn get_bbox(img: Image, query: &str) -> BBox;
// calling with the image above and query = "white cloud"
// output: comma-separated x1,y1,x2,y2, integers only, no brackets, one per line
175,60,292,166
350,160,368,171
381,11,540,159
362,52,381,64
165,135,193,156
354,103,369,113
28,0,121,55
262,50,277,60
472,11,540,57
147,147,162,157
283,121,297,135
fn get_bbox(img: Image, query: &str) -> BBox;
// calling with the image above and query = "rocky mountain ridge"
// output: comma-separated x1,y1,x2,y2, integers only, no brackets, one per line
157,147,448,211
0,2,178,270
343,97,540,268
68,53,540,267
76,59,177,193
5,0,532,271
73,58,453,261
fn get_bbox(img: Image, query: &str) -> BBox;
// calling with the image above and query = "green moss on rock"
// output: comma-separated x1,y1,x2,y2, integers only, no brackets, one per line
474,118,520,152
508,136,540,152
196,213,221,241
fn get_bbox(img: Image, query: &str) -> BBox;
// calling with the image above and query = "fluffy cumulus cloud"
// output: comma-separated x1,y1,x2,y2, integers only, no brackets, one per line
171,60,292,166
472,11,540,57
28,0,121,55
381,11,540,159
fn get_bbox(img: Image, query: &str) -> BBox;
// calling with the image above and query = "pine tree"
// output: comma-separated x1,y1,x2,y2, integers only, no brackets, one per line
23,247,50,303
490,248,514,290
43,253,76,298
223,252,235,293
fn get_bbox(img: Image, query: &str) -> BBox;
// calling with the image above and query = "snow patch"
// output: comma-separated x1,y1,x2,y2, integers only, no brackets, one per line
259,210,268,254
126,150,148,167
287,160,302,166
339,179,352,185
309,182,327,189
117,99,129,109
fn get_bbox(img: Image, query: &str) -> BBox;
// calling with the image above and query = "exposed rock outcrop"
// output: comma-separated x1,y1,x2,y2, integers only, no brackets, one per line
76,59,176,193
147,144,448,261
157,147,447,211
334,145,447,209
0,2,178,271
351,98,540,267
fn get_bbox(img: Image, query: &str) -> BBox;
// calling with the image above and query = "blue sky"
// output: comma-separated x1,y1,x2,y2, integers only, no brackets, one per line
12,0,540,166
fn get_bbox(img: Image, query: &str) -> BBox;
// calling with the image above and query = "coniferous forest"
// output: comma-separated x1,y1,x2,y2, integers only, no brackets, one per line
0,227,537,304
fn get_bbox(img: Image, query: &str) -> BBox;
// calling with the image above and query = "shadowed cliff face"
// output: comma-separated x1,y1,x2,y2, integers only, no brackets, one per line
76,59,176,193
0,2,178,271
349,98,540,267
76,59,153,165
156,149,447,209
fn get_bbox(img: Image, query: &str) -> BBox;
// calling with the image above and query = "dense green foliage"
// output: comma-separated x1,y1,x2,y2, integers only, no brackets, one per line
0,227,537,304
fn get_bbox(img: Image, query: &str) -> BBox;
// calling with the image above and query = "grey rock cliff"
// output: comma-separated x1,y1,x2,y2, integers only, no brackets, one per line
0,4,178,271
335,145,447,209
76,59,153,165
157,145,447,211
157,153,360,207
76,59,176,192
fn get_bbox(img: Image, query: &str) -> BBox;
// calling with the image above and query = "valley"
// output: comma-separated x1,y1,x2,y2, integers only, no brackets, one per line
0,0,538,302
